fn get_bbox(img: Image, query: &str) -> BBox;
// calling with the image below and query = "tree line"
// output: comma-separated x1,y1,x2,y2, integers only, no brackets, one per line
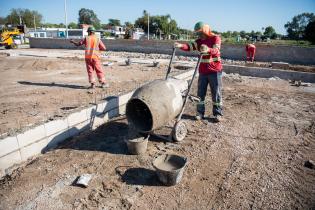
1,8,314,43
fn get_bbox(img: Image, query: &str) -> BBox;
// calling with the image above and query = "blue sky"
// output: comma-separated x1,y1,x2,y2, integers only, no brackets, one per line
1,0,315,34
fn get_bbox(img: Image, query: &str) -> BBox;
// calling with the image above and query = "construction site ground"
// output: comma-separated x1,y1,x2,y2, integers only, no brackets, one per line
0,48,315,209
0,49,175,136
0,49,315,137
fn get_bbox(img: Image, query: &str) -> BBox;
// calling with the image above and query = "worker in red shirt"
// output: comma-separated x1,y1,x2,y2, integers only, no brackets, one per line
246,43,256,62
174,22,223,122
70,26,108,89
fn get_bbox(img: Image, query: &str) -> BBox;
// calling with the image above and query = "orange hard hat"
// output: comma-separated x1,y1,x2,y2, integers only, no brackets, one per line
194,22,214,37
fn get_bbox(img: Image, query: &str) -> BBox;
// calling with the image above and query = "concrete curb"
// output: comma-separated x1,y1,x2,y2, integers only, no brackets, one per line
223,64,315,83
0,70,195,178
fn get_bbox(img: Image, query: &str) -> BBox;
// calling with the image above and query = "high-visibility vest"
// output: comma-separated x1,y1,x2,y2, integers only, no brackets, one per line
85,35,100,59
200,56,221,63
188,41,221,64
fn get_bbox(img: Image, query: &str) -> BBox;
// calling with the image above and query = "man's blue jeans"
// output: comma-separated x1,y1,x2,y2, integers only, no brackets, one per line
197,72,223,116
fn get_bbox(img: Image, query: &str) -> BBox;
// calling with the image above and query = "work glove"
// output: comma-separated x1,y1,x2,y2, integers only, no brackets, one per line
174,42,183,48
70,39,76,44
200,44,209,53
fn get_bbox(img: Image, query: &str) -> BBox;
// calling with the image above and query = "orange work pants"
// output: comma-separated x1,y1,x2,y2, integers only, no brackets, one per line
85,58,105,84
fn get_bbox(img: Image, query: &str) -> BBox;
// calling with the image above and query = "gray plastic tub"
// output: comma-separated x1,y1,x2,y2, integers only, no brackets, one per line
153,154,187,186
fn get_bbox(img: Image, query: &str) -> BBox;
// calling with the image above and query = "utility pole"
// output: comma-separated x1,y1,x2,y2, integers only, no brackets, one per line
19,15,24,44
147,12,149,40
34,15,36,32
64,0,68,38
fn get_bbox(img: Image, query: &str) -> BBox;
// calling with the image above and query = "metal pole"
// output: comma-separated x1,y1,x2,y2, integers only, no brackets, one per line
176,54,202,122
165,47,176,79
34,15,36,32
19,16,23,44
159,29,161,40
147,13,149,40
64,0,68,38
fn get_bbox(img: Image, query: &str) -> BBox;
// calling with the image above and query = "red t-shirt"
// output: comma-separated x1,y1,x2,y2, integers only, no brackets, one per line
181,35,222,74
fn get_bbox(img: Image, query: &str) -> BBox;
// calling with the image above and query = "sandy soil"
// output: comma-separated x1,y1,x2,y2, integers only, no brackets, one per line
0,74,314,210
1,48,314,138
0,54,176,136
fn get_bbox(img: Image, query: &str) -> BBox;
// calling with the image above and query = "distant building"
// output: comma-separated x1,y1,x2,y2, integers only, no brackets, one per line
28,27,100,39
134,28,145,40
125,28,145,40
102,25,126,38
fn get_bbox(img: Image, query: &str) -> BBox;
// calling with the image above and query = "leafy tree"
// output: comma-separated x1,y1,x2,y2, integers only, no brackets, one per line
124,21,134,29
134,11,178,38
249,30,256,38
304,20,315,44
264,26,277,39
232,31,239,37
135,10,149,32
221,31,232,38
101,23,110,30
57,23,66,28
108,19,121,26
41,23,66,28
284,13,315,40
103,31,111,37
68,22,78,29
0,17,6,24
123,21,134,39
78,8,101,29
168,19,178,34
6,8,42,28
239,30,246,38
41,23,56,28
177,27,193,39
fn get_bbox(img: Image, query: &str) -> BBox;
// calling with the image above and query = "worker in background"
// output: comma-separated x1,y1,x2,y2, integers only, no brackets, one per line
70,26,108,89
174,22,223,122
246,42,256,62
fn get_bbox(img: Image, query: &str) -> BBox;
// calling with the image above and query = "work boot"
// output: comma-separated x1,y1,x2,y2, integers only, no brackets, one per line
213,115,222,123
195,113,204,121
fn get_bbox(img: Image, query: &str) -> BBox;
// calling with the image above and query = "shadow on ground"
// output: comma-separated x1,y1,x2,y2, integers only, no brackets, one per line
55,120,130,155
18,81,87,90
181,114,219,123
119,167,161,186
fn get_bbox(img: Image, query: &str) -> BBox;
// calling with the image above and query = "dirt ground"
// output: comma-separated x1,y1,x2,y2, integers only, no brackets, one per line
0,51,175,136
0,48,314,137
0,72,314,209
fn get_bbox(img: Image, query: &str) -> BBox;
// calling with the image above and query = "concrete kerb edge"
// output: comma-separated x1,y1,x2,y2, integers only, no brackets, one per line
0,70,196,178
223,64,315,83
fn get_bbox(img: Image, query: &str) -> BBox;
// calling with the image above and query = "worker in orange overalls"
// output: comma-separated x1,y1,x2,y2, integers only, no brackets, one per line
70,26,108,89
246,43,256,62
174,22,223,122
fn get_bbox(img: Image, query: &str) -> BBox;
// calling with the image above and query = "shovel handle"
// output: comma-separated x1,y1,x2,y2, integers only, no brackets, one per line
165,46,176,80
176,53,203,122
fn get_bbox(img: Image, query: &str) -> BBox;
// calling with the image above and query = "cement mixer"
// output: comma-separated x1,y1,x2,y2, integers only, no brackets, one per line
126,48,203,141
